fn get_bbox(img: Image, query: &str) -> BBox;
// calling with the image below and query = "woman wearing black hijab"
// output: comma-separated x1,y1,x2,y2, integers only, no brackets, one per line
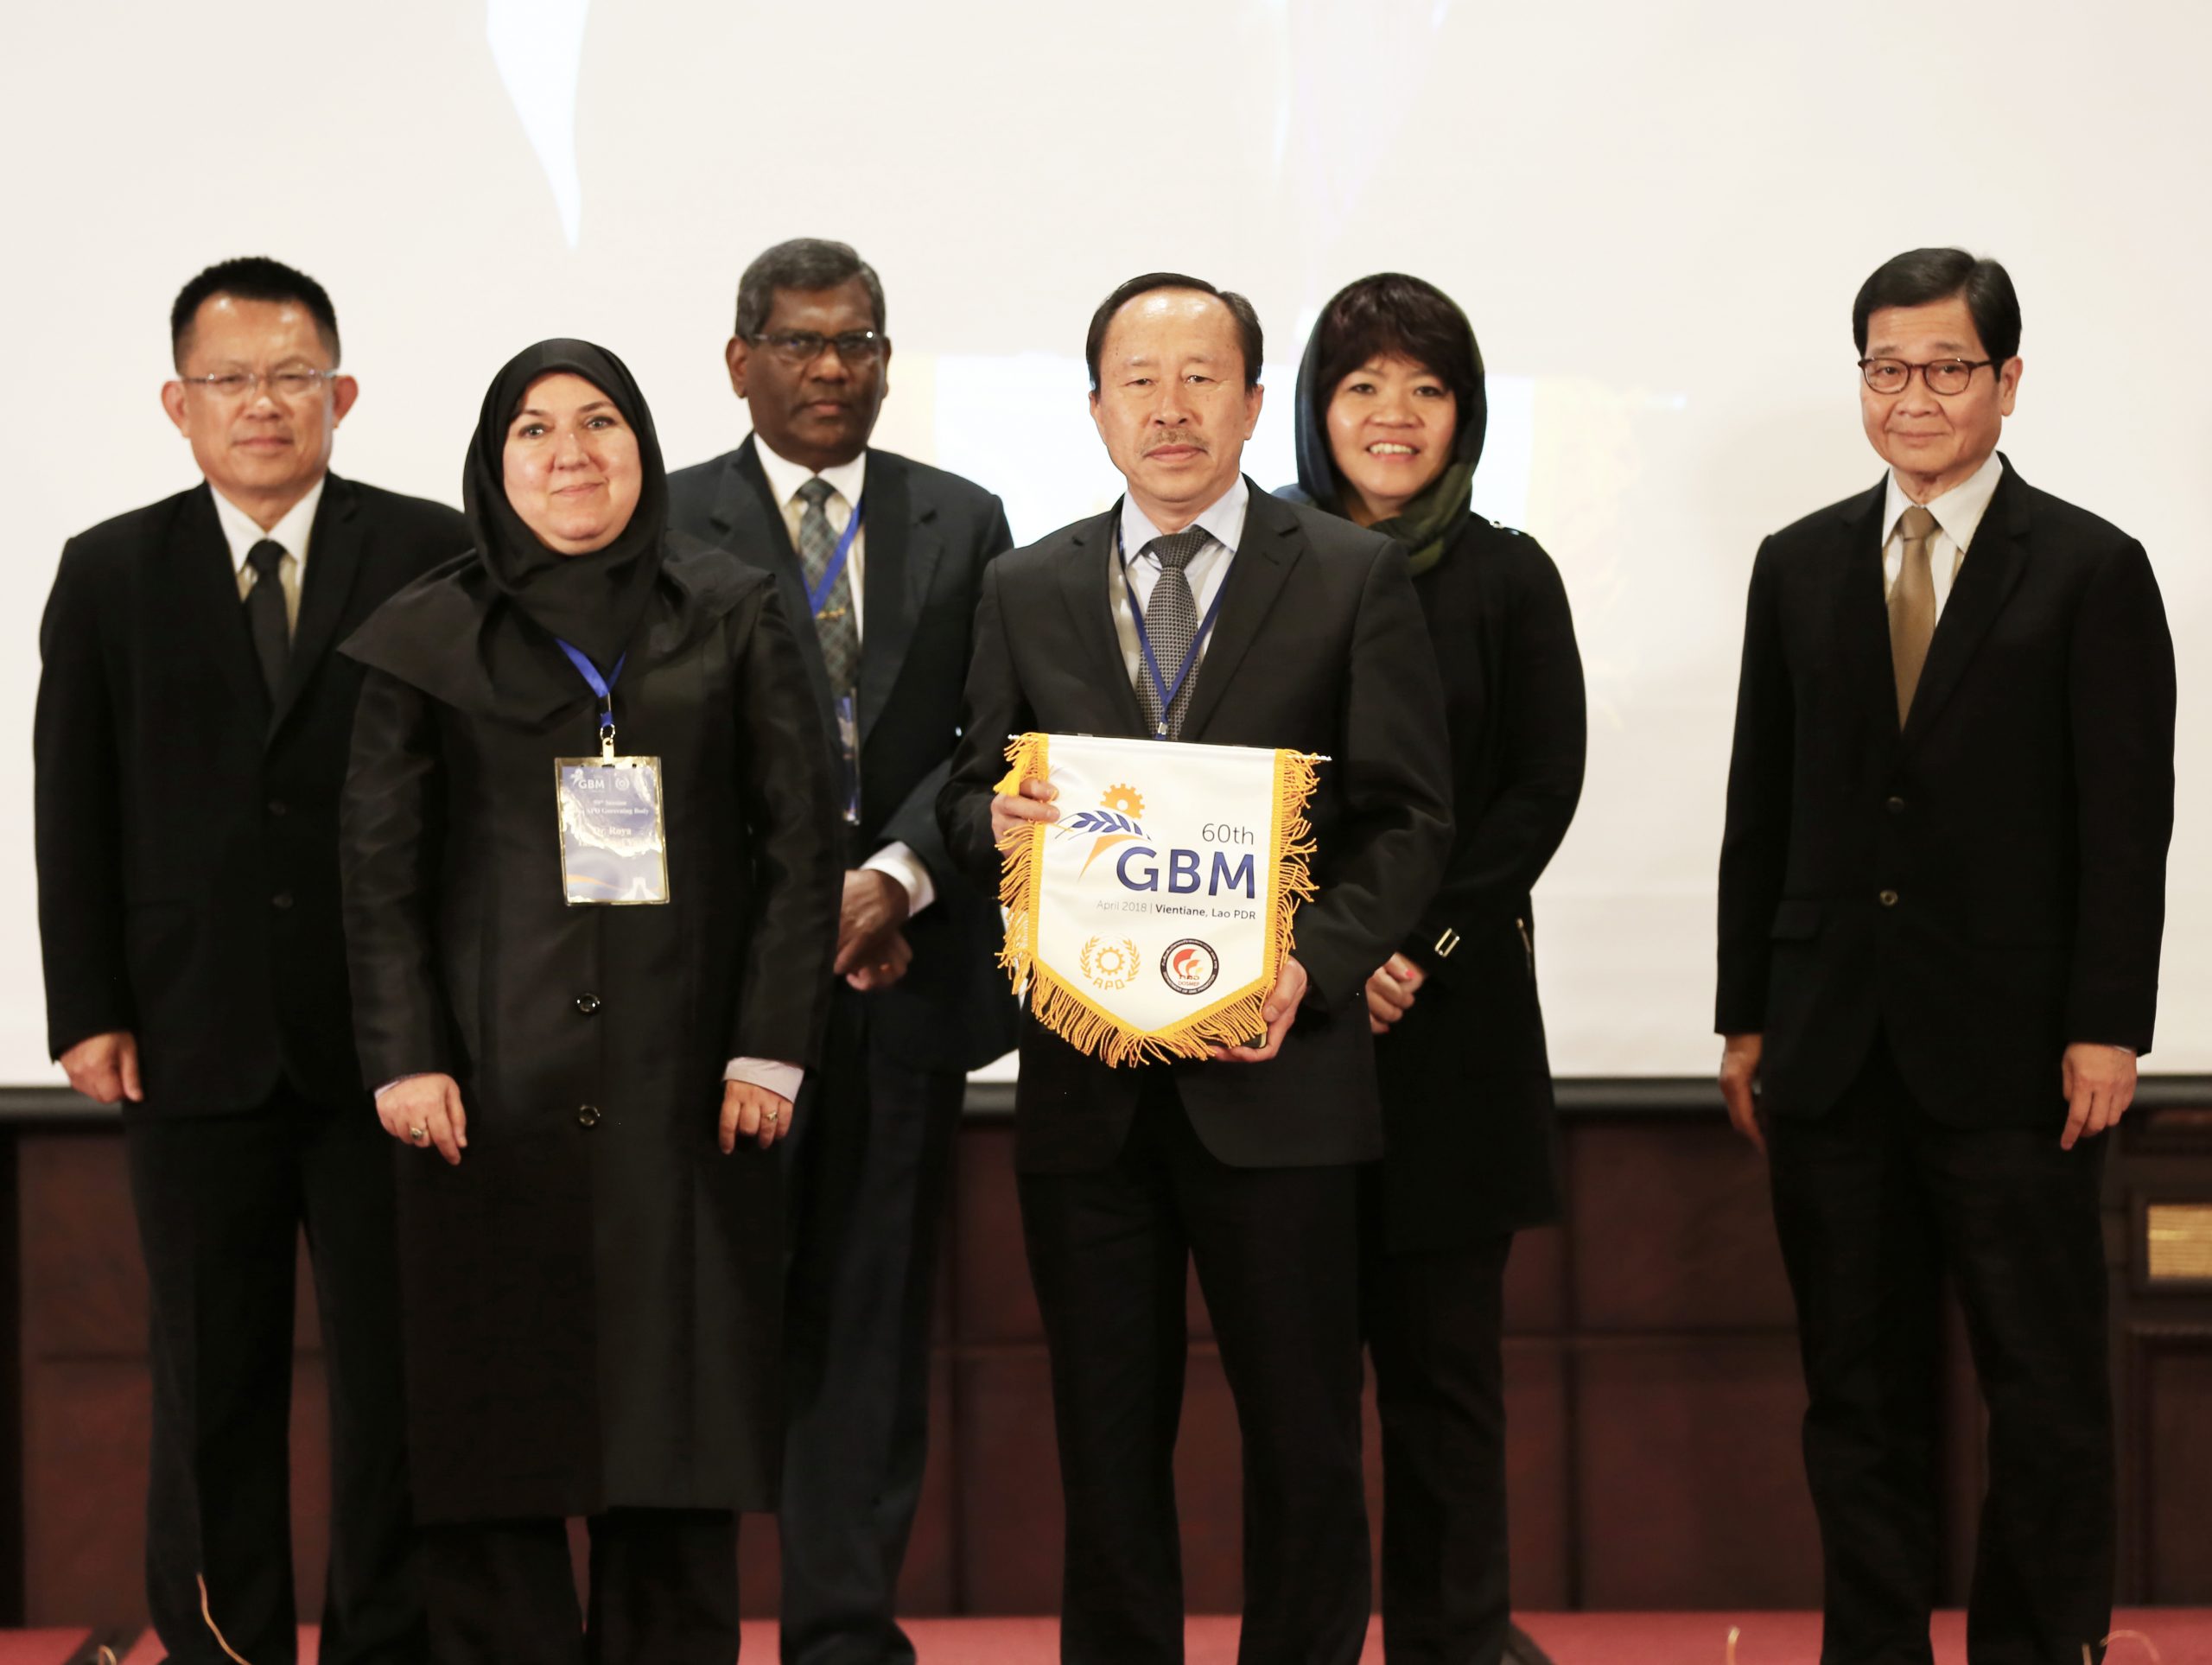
340,340,841,1663
1283,276,1586,1664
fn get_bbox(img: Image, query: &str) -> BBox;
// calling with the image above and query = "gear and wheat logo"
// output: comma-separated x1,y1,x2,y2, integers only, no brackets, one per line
1058,782,1151,875
1160,937,1221,995
1079,936,1142,991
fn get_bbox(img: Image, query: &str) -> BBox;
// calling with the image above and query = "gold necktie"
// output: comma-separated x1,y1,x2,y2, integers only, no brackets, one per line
1888,505,1938,725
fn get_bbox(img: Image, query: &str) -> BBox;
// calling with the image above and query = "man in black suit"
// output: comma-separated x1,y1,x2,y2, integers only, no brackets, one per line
938,273,1453,1665
34,258,470,1662
666,237,1018,1665
1717,248,2175,1665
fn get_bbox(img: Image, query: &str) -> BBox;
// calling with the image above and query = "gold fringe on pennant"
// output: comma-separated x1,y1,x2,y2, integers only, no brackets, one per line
992,731,1052,999
994,737,1319,1067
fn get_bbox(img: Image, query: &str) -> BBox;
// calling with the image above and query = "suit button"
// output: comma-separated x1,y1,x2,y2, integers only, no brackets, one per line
1885,796,1905,815
577,1104,601,1128
575,993,601,1016
1878,889,1899,908
271,892,295,910
267,799,289,817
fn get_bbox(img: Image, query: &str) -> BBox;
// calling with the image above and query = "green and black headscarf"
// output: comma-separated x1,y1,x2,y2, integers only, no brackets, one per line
1282,273,1487,575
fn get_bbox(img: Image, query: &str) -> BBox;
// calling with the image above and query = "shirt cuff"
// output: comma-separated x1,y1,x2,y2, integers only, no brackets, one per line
373,1074,428,1101
862,841,936,917
723,1058,804,1103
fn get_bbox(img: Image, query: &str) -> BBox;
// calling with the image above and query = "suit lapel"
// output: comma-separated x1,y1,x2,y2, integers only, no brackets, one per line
1834,477,1898,753
857,452,931,743
718,438,835,723
269,474,365,738
1900,462,2028,748
1180,480,1301,740
168,484,270,723
1059,505,1148,736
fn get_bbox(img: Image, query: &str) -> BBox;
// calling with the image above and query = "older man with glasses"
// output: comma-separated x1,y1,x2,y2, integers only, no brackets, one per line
1716,247,2177,1665
34,256,471,1663
668,237,1019,1665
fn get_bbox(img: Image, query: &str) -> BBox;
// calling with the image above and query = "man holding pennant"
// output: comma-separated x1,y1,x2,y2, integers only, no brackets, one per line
939,273,1452,1665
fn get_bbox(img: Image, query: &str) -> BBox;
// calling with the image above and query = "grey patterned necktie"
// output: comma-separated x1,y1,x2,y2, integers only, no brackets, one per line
1134,527,1209,740
1888,505,1938,725
796,477,860,694
243,537,289,698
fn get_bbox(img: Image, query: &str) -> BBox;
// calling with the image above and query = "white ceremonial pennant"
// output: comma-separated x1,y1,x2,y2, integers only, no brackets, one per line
994,733,1319,1065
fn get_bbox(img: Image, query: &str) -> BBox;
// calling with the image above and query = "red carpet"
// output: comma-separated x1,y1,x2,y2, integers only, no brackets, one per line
79,1611,2209,1662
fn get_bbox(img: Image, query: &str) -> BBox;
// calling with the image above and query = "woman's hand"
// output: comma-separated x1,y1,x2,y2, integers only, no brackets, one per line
721,1080,795,1153
377,1073,467,1166
1364,953,1427,1034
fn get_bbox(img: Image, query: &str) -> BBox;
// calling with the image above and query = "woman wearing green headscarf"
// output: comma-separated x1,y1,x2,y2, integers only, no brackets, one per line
1283,274,1586,1664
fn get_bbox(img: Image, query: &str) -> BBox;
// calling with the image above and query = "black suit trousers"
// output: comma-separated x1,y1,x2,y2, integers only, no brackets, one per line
779,986,966,1665
1360,1198,1514,1665
1016,1077,1370,1665
1765,1033,2113,1665
419,1508,737,1665
124,1084,418,1665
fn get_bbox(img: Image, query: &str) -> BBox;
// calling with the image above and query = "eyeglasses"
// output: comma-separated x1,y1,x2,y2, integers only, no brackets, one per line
1858,358,1994,396
178,369,341,401
750,329,886,366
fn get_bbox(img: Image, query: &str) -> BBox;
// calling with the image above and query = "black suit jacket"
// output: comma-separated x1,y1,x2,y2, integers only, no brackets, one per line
668,437,1020,1074
1372,512,1586,1249
938,480,1454,1173
35,475,471,1112
1717,459,2176,1128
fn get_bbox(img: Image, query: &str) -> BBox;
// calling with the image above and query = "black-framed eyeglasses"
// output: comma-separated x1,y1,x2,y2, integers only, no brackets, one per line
1858,358,1993,396
177,369,341,400
750,328,886,366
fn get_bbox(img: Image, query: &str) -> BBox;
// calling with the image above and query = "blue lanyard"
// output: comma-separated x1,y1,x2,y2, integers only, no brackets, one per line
555,639,626,753
807,494,864,618
1118,521,1230,740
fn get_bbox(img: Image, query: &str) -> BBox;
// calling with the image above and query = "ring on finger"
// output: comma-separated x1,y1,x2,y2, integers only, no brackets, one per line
409,1124,429,1145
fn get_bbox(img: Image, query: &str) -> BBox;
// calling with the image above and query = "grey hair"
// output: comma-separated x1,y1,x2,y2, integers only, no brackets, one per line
734,238,887,340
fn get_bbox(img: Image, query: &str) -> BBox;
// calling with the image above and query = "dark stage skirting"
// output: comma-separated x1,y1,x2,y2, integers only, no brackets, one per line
0,1612,2192,1663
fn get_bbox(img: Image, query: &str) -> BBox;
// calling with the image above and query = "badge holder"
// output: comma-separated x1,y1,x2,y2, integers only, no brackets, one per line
552,658,671,906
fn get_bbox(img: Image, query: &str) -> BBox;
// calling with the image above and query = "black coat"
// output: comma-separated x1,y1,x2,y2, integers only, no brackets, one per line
667,438,1020,1072
938,482,1454,1173
338,543,842,1521
1717,459,2176,1128
34,476,470,1110
1372,513,1586,1249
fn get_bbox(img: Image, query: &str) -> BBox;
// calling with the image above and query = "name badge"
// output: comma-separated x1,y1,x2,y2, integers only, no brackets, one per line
554,754,671,905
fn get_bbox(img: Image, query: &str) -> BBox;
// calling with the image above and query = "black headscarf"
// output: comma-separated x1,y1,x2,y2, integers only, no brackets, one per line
1283,276,1488,575
463,338,669,672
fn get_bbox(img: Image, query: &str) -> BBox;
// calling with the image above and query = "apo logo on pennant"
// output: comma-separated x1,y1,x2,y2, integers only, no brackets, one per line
994,733,1319,1066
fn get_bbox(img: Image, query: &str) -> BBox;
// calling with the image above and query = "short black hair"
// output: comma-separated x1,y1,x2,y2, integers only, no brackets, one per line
1085,272,1264,391
734,238,887,340
1309,272,1482,416
170,257,340,369
1853,247,2021,364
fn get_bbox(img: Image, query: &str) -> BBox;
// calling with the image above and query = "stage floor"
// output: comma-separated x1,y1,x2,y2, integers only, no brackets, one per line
4,1611,2191,1663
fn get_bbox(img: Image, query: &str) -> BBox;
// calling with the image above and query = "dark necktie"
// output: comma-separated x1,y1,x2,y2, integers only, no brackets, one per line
1135,527,1209,740
1888,505,1938,725
243,538,289,699
796,478,861,695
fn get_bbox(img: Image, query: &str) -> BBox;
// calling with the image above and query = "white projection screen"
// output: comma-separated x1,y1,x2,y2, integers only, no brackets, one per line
5,0,2207,1083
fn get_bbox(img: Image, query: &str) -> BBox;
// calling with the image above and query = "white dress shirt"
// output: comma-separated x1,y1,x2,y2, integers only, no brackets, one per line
1880,450,2004,621
1114,477,1249,696
211,475,324,633
751,439,935,918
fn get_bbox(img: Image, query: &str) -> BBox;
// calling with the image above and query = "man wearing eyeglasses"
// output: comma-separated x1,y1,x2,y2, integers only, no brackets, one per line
1716,247,2175,1663
668,238,1017,1665
34,257,469,1663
